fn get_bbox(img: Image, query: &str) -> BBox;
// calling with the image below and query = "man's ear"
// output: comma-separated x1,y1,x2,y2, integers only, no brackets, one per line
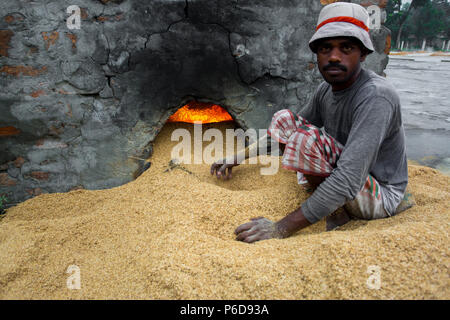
360,49,368,62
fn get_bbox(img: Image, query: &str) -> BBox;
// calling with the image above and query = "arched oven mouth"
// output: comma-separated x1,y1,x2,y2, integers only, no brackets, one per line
167,100,235,125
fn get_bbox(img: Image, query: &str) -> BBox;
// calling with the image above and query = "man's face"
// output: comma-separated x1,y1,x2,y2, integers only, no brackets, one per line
316,37,367,91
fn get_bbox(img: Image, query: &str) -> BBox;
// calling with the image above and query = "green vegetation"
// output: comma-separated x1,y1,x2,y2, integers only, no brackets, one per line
0,195,8,216
386,0,449,50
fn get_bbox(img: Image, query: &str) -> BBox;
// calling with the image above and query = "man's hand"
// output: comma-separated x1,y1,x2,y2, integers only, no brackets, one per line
234,208,312,243
210,133,271,179
210,156,238,180
234,217,284,243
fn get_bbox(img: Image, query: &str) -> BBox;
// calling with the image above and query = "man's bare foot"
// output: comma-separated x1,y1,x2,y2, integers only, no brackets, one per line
326,209,351,231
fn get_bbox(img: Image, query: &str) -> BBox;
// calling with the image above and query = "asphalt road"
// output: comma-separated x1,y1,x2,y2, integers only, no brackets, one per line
385,53,450,175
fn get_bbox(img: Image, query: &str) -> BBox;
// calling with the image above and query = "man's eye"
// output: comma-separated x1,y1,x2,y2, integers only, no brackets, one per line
318,46,331,53
342,45,354,53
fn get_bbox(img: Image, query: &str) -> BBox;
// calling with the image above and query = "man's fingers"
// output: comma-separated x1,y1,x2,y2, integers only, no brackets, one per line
219,165,228,179
211,161,236,180
243,232,272,243
235,227,258,241
234,220,256,235
218,165,232,180
210,163,218,175
211,162,224,177
226,167,232,180
213,164,225,179
243,234,262,243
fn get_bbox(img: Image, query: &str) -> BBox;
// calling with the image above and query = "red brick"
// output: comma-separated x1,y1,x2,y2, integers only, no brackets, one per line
378,0,388,9
0,126,20,136
31,171,49,180
0,30,13,57
384,34,391,55
0,65,47,77
49,124,64,136
30,89,46,98
96,16,108,22
66,33,77,49
80,8,89,19
360,0,388,8
4,15,15,23
41,31,59,50
28,46,38,55
320,0,339,5
0,173,17,186
66,104,73,117
4,14,23,24
13,157,25,168
26,188,43,196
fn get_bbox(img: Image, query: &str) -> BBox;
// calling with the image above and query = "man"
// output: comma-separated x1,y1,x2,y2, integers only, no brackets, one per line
210,2,413,243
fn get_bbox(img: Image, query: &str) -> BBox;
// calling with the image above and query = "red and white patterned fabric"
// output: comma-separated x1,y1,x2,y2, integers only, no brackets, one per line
267,109,344,177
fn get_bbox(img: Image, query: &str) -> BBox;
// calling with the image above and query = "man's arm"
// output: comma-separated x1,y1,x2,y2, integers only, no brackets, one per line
211,83,324,180
210,133,284,179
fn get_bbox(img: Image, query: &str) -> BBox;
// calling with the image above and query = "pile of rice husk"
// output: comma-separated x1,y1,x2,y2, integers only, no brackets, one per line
0,122,449,299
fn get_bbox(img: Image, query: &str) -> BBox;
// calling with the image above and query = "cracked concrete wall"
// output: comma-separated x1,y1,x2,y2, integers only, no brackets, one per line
0,0,392,205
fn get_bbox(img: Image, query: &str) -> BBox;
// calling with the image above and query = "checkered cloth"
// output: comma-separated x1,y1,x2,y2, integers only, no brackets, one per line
267,109,344,177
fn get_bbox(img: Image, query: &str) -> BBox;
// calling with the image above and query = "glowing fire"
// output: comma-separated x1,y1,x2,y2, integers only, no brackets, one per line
167,101,233,124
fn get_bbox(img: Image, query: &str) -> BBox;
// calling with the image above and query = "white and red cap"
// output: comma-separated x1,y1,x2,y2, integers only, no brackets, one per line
309,2,375,53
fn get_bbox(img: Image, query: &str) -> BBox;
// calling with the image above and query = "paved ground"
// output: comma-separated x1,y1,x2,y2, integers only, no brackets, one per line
385,53,450,175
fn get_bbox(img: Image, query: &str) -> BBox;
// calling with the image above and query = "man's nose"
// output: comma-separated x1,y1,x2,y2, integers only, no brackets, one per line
328,47,341,62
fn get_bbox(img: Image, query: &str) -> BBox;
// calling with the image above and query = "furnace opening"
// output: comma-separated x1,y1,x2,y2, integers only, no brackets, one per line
167,101,234,124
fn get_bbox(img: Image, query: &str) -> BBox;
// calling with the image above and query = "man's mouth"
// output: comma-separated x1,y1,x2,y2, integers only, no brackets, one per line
323,64,347,76
325,67,345,75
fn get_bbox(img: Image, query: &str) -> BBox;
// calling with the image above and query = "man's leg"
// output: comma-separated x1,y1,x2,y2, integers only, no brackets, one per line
303,174,351,231
303,174,387,231
303,155,388,227
344,176,389,220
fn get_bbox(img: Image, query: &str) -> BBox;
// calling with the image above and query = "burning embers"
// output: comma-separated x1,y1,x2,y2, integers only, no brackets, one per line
167,101,233,124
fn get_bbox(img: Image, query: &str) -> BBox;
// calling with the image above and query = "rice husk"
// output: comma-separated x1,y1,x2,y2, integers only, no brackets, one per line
0,122,449,299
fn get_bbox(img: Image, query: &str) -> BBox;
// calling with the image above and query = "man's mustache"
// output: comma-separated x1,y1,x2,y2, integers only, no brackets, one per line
323,63,347,72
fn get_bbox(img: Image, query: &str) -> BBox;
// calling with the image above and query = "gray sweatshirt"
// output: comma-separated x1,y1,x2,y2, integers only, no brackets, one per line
298,68,408,223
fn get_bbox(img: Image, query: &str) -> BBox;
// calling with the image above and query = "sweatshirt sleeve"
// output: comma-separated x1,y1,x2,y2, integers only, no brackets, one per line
301,95,394,224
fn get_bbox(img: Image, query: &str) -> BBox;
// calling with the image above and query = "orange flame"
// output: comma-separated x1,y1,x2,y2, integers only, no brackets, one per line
167,101,233,124
0,126,21,136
